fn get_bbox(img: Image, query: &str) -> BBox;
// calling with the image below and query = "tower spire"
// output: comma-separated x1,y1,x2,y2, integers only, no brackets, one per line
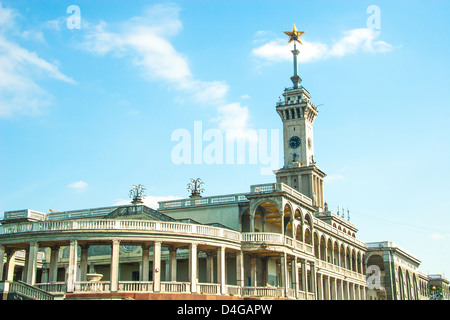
283,24,306,89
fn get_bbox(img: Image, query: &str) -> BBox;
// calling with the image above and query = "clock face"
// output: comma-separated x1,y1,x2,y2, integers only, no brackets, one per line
289,136,301,149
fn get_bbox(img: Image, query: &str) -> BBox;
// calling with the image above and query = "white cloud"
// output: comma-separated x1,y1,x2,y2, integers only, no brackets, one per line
0,3,75,118
114,195,182,210
252,28,393,64
68,181,88,192
324,174,345,184
430,233,448,240
80,4,228,105
214,102,257,142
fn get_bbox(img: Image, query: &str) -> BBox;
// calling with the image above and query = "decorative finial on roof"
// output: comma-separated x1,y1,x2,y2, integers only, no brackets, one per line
129,184,146,205
187,178,205,199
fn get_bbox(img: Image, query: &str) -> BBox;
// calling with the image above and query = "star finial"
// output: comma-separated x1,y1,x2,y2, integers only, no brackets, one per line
283,24,306,44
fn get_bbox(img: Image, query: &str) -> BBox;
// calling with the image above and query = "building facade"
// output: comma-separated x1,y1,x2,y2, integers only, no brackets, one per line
0,26,444,300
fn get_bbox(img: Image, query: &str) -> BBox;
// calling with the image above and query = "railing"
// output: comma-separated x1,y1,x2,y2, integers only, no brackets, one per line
0,219,242,244
314,219,366,248
118,281,153,292
242,287,284,298
317,260,365,281
242,232,283,244
3,209,47,221
75,281,111,292
35,282,67,293
226,285,242,296
31,281,316,300
242,233,315,256
286,288,296,299
198,283,220,295
161,281,190,293
250,183,313,206
0,281,54,300
159,194,248,210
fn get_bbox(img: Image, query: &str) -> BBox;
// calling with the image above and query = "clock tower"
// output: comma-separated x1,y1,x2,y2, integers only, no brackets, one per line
274,25,326,210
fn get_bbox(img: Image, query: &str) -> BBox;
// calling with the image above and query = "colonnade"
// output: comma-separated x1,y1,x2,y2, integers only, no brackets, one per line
0,236,367,300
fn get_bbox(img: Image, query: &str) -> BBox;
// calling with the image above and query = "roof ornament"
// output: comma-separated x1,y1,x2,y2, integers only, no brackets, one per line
129,184,146,205
283,24,306,89
187,178,205,199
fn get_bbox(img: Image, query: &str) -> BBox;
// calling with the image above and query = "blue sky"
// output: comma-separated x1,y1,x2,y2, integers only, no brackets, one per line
0,0,449,275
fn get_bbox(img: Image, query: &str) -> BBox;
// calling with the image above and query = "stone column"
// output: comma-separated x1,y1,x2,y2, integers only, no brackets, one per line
80,245,89,282
0,245,5,281
236,251,244,288
49,246,60,283
41,269,49,283
340,279,344,300
6,250,16,281
22,250,29,282
169,247,177,281
280,253,289,296
66,240,78,292
217,246,226,295
250,254,257,287
141,243,150,281
345,281,350,300
317,273,323,300
189,243,198,293
110,240,120,292
26,242,39,285
153,241,161,292
349,282,354,300
333,277,338,300
300,259,307,293
325,276,331,300
292,257,299,298
310,262,316,299
206,251,214,283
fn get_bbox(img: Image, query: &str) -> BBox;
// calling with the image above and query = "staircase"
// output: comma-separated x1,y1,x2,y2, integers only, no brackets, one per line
0,281,55,300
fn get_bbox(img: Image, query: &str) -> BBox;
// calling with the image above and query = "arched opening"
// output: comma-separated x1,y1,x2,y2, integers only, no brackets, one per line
283,204,294,238
340,244,346,268
313,232,319,258
304,227,311,244
333,241,339,266
345,247,351,270
398,267,405,300
294,209,303,241
241,210,251,232
405,271,412,300
245,201,282,234
351,249,357,272
326,238,332,263
412,274,419,300
357,252,362,274
320,235,326,261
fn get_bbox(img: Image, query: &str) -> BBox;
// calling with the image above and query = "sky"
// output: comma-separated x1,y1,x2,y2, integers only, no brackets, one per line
0,0,449,276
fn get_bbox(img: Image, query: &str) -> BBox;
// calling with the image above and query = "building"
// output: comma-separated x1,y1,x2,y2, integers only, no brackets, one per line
0,25,443,300
366,241,430,300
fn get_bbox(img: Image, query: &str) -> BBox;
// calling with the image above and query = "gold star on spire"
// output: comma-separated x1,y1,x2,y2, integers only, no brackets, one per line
283,24,306,44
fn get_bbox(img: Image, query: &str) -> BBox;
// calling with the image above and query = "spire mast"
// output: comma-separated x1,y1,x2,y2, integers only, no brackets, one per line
283,24,306,89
